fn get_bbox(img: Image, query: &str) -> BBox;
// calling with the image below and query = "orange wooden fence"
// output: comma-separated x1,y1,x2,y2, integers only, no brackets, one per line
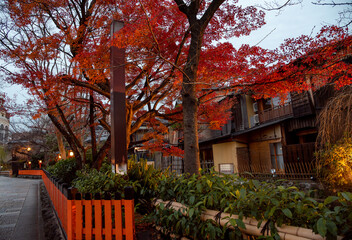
18,170,135,240
18,169,43,176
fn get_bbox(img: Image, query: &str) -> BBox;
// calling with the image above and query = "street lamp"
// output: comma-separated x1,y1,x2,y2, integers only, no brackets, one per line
69,150,74,157
27,147,31,169
110,20,127,174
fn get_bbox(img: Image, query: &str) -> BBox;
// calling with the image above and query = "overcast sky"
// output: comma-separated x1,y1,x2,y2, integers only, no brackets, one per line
1,0,348,108
233,0,346,49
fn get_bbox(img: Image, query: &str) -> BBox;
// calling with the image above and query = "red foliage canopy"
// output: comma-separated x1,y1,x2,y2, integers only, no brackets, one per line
0,0,350,168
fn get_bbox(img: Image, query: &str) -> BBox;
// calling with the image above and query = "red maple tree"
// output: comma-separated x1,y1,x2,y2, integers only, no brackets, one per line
0,0,350,173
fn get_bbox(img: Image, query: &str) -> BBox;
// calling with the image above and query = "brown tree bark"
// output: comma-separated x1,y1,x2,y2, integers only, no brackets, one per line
55,130,67,160
89,94,97,162
93,135,111,169
48,111,83,169
174,0,225,175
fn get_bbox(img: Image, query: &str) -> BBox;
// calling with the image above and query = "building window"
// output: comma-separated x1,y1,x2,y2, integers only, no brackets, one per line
200,148,214,173
270,142,284,172
263,95,291,110
219,163,234,174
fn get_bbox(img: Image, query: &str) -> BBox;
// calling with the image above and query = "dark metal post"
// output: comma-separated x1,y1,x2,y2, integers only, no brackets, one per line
110,20,127,174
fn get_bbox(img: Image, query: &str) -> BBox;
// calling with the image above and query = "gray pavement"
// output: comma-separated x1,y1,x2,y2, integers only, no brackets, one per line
0,176,44,240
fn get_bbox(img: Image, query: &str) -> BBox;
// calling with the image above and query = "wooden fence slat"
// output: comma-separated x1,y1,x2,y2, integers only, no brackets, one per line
59,191,63,230
298,162,304,175
290,162,296,178
75,199,83,240
50,180,53,207
66,201,74,240
60,191,64,226
293,162,299,179
284,163,288,176
113,200,123,240
93,199,103,240
253,164,259,173
53,182,56,210
124,199,135,240
307,161,312,173
301,161,307,173
298,162,305,178
64,193,68,236
292,162,298,174
307,161,313,173
84,199,93,240
54,182,57,210
103,200,112,240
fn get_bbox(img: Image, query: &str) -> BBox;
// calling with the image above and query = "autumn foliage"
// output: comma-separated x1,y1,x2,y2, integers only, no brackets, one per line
0,0,350,171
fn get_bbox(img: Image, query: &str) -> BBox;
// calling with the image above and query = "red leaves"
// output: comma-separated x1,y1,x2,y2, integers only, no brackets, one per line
235,26,352,99
2,0,351,159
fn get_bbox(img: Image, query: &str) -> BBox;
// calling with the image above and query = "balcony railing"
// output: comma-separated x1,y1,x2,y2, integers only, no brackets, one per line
258,103,293,123
237,161,316,180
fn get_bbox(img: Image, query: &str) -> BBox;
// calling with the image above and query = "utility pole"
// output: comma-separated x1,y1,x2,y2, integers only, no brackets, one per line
110,20,127,174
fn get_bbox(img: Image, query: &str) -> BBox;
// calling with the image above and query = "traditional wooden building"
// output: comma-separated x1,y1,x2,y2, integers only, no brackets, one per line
198,35,352,179
198,86,339,179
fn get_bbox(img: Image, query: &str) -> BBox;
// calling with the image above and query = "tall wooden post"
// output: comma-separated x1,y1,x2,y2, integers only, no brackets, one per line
110,20,127,174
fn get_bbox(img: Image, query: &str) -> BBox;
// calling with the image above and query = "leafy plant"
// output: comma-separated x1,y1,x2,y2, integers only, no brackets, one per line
127,160,167,214
72,163,133,198
317,137,352,190
46,158,78,184
149,170,352,239
48,160,352,239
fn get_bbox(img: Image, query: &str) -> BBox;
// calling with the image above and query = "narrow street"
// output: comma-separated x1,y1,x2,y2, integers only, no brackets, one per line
0,176,44,240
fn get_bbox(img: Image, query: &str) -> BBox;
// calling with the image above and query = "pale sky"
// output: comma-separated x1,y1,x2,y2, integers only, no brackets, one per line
233,0,346,49
1,0,348,107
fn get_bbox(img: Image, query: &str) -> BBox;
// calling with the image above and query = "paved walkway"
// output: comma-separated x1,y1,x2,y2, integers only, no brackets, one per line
0,176,44,240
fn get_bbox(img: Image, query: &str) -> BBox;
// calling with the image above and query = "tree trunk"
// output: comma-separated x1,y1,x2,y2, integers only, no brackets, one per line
174,0,225,175
182,23,203,175
89,94,97,162
93,135,111,169
182,87,200,174
55,130,67,160
48,112,83,169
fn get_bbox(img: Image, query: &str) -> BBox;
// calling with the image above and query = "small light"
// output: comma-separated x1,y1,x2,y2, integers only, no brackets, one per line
69,151,74,157
39,160,42,164
28,161,31,164
27,147,31,151
58,155,62,159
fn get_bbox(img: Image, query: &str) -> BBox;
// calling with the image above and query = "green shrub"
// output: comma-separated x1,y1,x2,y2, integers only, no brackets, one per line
317,137,352,190
72,163,133,198
150,170,352,239
46,158,78,184
47,160,352,239
127,160,167,214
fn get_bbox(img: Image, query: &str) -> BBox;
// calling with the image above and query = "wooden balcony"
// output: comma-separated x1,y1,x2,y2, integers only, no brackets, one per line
291,92,314,117
258,103,293,124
